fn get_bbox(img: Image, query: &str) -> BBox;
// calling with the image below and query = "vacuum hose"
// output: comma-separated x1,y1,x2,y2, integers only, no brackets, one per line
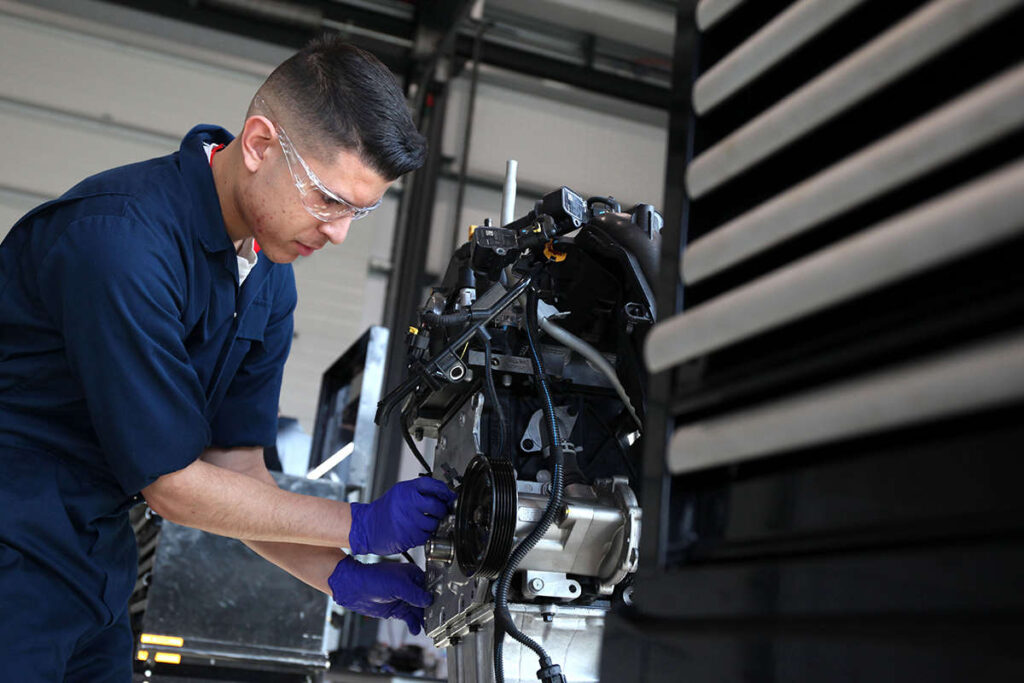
492,288,566,683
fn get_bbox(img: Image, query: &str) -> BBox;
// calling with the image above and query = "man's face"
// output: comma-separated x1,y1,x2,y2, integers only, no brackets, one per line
241,136,393,264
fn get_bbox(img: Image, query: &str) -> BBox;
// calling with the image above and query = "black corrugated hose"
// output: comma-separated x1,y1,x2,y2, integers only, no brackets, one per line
421,309,472,328
492,288,567,683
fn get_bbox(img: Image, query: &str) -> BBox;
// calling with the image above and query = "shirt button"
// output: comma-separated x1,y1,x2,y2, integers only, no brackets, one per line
233,312,238,318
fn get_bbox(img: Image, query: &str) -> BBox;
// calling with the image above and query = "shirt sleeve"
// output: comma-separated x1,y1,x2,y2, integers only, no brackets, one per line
36,215,210,494
209,265,297,449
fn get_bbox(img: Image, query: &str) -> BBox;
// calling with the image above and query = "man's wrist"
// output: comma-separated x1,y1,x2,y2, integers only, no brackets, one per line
327,554,358,602
346,501,366,554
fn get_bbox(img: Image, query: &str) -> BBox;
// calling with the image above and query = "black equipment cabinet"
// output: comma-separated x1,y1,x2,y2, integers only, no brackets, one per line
603,1,1024,681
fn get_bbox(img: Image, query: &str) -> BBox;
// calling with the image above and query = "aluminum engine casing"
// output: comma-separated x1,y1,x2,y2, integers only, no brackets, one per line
423,392,640,665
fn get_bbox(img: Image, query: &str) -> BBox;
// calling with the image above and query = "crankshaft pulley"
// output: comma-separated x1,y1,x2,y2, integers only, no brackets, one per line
454,455,517,578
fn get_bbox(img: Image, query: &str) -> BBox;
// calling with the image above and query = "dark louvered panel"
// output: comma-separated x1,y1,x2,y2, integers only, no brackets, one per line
603,2,1024,681
646,1,1024,467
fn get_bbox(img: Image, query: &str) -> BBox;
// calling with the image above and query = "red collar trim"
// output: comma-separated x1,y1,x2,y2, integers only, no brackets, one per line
208,143,225,165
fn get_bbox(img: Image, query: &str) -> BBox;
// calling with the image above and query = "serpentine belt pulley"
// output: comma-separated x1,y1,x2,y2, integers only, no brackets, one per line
454,455,517,578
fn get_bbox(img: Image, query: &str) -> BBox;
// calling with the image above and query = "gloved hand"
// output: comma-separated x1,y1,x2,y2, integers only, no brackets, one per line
328,556,432,635
348,477,457,556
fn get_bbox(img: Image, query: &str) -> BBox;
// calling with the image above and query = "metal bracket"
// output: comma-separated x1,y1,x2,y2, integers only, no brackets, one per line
521,570,582,601
520,406,579,452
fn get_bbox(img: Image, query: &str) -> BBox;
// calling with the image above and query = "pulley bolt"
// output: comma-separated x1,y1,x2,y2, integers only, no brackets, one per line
530,578,545,592
426,538,455,564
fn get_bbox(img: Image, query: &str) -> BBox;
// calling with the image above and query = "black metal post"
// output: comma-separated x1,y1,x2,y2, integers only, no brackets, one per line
451,20,489,253
374,81,451,498
637,0,697,578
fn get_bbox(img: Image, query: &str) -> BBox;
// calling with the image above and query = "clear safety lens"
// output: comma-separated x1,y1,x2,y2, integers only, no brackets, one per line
254,96,381,223
275,126,382,222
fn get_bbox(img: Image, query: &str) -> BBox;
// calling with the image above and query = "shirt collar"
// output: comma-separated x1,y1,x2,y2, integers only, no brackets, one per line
180,124,236,254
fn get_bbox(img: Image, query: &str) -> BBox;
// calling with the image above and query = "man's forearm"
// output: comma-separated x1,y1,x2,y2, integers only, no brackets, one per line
243,540,343,595
144,446,352,593
141,455,353,548
197,448,346,595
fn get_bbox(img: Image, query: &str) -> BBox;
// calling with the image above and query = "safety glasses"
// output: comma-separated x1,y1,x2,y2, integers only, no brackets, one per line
254,96,382,222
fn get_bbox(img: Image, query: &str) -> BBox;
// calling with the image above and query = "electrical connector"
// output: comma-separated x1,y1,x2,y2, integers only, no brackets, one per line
537,662,567,683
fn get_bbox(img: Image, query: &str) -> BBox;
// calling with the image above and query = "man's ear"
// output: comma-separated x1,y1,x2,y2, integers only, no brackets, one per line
239,114,276,174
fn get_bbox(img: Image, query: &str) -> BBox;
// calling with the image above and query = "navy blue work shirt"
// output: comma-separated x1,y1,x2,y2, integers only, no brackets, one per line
0,125,297,622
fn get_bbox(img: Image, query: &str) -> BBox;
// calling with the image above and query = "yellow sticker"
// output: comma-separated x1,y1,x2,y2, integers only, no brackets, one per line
140,633,184,648
154,652,182,664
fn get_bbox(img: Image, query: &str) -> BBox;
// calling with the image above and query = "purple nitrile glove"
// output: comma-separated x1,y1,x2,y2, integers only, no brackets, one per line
328,556,432,635
348,477,458,556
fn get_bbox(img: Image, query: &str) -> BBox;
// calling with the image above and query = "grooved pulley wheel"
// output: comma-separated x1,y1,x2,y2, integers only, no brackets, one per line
454,455,517,578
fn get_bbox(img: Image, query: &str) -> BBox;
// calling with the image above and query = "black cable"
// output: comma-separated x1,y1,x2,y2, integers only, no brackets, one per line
400,413,433,476
421,309,472,328
495,623,505,683
480,329,509,682
586,195,621,213
492,288,566,683
478,328,507,461
376,278,531,428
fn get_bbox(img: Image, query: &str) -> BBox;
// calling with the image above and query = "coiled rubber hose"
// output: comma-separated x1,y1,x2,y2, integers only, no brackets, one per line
493,288,565,683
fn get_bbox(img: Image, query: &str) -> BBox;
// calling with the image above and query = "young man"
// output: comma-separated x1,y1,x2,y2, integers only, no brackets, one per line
0,37,454,680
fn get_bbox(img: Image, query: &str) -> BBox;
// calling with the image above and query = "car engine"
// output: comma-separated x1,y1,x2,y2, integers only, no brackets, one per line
377,181,661,683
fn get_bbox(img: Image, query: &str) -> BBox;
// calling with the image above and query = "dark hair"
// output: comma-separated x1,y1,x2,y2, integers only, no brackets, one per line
255,35,426,181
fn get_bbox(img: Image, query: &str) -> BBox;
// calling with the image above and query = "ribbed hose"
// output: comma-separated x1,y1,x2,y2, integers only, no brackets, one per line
421,309,471,328
493,288,565,682
495,632,504,683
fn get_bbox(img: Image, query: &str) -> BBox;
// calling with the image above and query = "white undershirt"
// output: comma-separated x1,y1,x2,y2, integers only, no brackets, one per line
236,237,258,286
204,141,258,286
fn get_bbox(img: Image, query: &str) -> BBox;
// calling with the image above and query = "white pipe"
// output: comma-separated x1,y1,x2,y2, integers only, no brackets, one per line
540,316,643,432
306,441,355,480
501,159,518,227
